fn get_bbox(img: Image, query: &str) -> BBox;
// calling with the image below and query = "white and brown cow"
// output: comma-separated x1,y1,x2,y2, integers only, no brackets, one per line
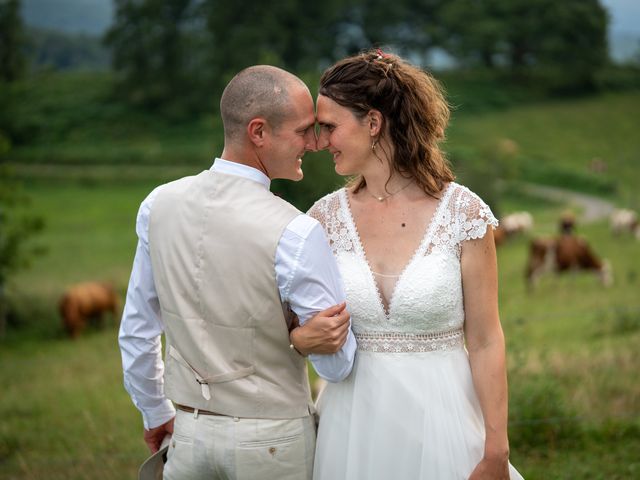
610,209,640,239
525,235,612,289
494,211,534,247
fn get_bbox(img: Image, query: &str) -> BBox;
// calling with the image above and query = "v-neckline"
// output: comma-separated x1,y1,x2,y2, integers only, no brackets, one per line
339,182,454,319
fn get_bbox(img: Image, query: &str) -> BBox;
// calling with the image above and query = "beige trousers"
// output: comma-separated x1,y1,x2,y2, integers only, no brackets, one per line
163,409,316,480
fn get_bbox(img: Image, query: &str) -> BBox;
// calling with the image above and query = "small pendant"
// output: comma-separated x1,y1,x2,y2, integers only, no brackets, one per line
377,197,384,202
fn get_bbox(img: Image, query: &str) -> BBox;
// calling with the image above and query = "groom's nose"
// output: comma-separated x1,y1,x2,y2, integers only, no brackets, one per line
304,128,317,152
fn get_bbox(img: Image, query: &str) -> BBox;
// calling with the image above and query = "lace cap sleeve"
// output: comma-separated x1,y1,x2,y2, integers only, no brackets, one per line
307,189,352,255
453,185,499,243
307,192,332,230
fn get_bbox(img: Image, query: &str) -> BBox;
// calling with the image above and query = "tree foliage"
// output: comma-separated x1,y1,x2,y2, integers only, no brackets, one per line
438,0,608,90
104,0,200,112
0,0,26,82
104,0,611,113
0,165,45,336
26,28,110,71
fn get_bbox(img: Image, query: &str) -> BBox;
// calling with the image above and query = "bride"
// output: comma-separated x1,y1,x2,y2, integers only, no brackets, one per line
307,50,523,479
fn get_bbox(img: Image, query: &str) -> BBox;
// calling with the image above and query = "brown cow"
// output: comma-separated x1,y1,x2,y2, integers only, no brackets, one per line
493,225,508,247
59,282,120,338
525,235,612,290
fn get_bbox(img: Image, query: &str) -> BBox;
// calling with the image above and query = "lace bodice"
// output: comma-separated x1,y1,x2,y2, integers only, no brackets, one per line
308,183,498,341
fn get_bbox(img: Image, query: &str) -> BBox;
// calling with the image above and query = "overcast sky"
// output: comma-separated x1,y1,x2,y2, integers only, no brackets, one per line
20,1,640,37
601,0,640,35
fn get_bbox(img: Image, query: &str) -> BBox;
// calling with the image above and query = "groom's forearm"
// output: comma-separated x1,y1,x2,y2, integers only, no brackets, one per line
289,305,356,382
308,330,357,382
289,302,350,354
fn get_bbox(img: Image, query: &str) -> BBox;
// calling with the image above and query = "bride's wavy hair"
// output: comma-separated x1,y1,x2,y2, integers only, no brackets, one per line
319,49,454,197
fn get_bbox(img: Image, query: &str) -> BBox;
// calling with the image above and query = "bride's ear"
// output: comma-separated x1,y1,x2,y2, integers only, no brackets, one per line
368,110,383,137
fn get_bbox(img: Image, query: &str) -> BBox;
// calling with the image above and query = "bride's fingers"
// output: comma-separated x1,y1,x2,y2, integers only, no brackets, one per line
332,310,351,326
319,302,346,317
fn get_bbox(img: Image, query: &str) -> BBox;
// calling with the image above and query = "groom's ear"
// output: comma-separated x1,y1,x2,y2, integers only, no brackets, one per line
247,118,267,146
368,110,383,136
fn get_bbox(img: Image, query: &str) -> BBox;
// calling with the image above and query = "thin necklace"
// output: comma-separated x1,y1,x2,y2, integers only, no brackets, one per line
366,181,413,202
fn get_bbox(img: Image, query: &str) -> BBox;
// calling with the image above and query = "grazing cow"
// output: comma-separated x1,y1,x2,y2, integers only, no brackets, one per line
494,211,533,247
493,225,508,247
558,210,576,235
526,235,612,289
59,282,120,338
501,211,534,235
610,209,639,239
587,157,607,174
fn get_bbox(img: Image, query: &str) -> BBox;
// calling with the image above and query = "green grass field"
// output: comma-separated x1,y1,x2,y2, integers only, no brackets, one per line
2,88,640,479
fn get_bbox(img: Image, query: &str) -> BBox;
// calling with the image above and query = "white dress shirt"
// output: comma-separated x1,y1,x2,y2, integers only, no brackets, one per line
119,158,356,429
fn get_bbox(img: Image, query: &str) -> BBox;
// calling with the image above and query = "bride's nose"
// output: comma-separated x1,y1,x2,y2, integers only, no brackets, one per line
317,128,330,150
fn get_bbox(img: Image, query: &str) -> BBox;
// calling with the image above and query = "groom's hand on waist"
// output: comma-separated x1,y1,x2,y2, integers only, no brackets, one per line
143,417,175,453
289,303,350,356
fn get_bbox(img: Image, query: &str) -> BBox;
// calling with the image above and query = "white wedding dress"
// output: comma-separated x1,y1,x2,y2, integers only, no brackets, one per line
308,183,523,479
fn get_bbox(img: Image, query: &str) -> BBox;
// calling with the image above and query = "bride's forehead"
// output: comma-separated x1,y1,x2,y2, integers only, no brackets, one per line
316,98,355,123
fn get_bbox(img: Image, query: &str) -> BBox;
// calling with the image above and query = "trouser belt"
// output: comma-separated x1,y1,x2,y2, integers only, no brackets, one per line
175,404,228,416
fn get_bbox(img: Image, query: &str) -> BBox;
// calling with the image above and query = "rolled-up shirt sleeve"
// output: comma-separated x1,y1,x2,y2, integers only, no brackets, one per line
276,215,356,382
118,187,175,429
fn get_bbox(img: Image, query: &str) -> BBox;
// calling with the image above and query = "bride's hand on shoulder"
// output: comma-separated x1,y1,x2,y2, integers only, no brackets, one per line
468,455,509,480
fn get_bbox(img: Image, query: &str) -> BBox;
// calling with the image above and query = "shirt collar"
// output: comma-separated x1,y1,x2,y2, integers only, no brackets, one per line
210,158,271,189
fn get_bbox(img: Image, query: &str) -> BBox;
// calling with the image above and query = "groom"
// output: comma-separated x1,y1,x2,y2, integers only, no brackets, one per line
119,65,356,479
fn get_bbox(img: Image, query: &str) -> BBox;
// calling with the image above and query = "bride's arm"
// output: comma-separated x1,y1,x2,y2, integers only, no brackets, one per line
461,226,510,480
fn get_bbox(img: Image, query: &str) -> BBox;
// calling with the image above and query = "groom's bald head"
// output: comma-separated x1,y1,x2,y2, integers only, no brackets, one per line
220,66,308,142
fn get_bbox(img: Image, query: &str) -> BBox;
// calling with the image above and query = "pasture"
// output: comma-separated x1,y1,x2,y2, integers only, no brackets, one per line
2,91,640,479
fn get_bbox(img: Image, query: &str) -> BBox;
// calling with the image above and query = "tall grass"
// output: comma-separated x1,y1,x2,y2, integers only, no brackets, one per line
2,86,640,478
0,332,146,480
3,174,639,478
447,91,640,203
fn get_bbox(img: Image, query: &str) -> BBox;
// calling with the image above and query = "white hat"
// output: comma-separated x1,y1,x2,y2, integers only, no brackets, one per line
138,435,172,480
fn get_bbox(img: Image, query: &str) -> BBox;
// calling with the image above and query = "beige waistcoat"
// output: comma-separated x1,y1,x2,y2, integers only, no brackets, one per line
148,170,313,419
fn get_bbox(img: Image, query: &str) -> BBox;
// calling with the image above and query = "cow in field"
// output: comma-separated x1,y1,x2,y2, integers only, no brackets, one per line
494,211,534,247
59,282,120,338
525,235,612,290
610,209,639,239
493,225,508,247
502,211,534,235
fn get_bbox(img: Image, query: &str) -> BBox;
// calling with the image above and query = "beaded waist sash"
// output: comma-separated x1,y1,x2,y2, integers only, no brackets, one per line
355,328,464,353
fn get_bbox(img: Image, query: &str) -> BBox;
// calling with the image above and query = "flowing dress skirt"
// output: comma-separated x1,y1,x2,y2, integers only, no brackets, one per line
313,346,524,479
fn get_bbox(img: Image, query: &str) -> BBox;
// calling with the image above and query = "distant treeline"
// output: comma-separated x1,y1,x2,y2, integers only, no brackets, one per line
24,28,110,71
103,0,610,114
3,0,638,120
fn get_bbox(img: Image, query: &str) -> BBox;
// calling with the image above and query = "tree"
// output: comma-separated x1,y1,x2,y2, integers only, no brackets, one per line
105,0,201,112
437,0,505,68
26,28,110,71
0,0,26,82
437,0,608,90
202,0,343,79
0,165,45,337
106,0,350,112
360,0,443,55
519,0,608,91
